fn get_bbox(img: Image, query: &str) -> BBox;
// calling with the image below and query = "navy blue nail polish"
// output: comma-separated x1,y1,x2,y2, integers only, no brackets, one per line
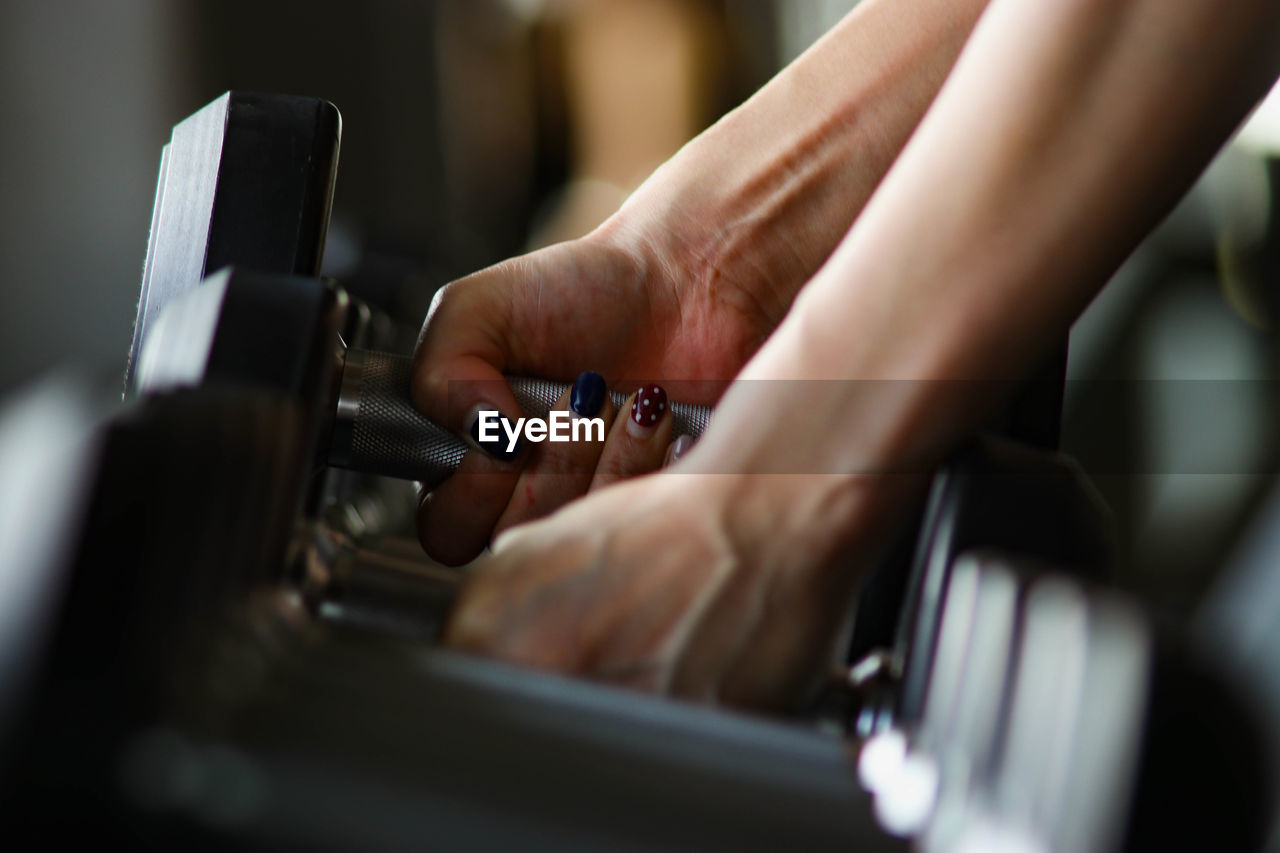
570,371,607,418
468,409,525,462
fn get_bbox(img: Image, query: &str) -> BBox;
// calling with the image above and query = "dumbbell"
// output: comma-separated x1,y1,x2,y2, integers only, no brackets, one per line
133,266,712,485
125,92,707,640
127,91,341,393
135,91,1102,706
129,91,711,486
838,438,1270,851
0,378,905,853
857,548,1271,852
118,90,1276,853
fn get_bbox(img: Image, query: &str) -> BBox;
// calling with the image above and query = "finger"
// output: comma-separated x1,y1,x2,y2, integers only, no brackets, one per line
412,277,528,461
417,450,521,566
589,384,673,492
412,389,526,564
411,271,531,564
663,434,695,468
495,371,614,535
443,538,603,670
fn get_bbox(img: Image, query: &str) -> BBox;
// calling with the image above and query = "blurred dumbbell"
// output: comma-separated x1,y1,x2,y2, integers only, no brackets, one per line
841,441,1269,851
857,548,1270,853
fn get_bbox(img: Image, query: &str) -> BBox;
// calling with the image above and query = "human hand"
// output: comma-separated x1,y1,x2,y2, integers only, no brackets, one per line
442,470,870,708
436,323,938,707
410,219,793,565
409,0,981,565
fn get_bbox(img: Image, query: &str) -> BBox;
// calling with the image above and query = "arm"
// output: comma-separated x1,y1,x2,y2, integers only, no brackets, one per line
412,0,989,564
695,0,1280,596
602,0,991,327
446,0,1280,706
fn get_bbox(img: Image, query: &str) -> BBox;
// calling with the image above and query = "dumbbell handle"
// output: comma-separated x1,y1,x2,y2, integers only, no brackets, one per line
328,349,713,484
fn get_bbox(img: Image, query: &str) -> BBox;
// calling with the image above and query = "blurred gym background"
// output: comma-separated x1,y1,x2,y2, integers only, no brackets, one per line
3,0,1279,621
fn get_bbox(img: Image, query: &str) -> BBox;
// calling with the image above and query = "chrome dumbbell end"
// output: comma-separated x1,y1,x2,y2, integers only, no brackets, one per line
329,347,713,485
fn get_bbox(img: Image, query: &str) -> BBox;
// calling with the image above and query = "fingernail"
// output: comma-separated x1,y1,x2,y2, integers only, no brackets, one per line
465,405,525,462
664,434,693,467
627,384,667,438
570,371,607,418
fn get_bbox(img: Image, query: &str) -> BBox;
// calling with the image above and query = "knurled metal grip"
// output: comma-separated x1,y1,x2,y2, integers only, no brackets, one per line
329,349,712,484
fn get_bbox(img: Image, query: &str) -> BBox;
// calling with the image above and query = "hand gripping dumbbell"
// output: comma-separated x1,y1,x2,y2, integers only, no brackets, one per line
128,91,710,486
57,90,1278,852
133,266,713,485
0,380,898,853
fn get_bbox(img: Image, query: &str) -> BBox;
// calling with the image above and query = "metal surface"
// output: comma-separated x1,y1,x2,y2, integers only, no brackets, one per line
131,98,225,393
330,349,713,484
1045,593,1149,853
296,524,459,642
894,438,1116,725
993,579,1093,844
0,378,104,760
968,577,1150,853
919,555,1017,769
126,92,341,395
860,555,1154,853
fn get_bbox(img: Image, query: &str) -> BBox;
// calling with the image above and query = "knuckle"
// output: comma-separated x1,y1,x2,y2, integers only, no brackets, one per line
424,280,456,324
412,361,452,413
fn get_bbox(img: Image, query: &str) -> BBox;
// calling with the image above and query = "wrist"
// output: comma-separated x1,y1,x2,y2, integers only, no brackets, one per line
680,430,914,595
681,466,904,595
587,0,987,323
589,98,856,323
681,321,945,582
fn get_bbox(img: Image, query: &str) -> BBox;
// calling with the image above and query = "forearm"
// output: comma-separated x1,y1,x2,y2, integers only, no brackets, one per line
791,0,1280,386
595,0,989,321
699,0,1280,567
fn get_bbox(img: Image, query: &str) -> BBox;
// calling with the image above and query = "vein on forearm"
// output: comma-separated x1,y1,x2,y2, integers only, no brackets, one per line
712,0,988,316
623,0,990,330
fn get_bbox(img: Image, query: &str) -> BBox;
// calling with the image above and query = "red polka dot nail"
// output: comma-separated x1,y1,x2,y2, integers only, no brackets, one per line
627,384,667,437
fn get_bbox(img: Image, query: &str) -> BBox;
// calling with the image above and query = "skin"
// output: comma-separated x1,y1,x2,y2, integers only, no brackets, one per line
414,0,1280,708
413,0,987,564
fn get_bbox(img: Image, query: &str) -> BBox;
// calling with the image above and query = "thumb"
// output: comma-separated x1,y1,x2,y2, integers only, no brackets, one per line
410,265,528,463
